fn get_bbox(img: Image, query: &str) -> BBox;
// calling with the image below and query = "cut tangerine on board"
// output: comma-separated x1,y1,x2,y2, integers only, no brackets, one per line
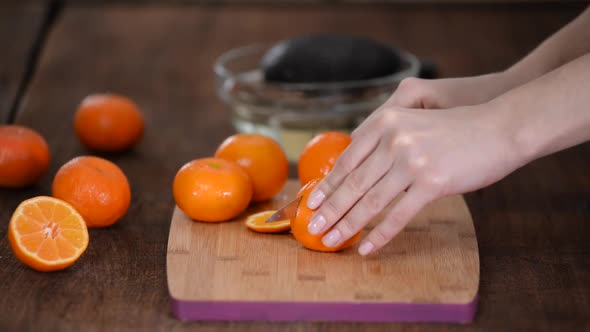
291,178,361,252
8,196,89,272
245,210,290,233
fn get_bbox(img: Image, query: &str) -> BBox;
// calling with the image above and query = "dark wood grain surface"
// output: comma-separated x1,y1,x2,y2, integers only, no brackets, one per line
0,5,45,122
1,3,589,331
4,0,589,5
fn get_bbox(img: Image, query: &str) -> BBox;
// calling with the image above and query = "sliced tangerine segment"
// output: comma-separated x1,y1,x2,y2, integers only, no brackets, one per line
35,199,55,221
37,239,59,261
56,236,78,259
52,202,71,223
60,215,86,230
8,196,89,272
19,232,45,253
245,210,291,233
14,215,43,234
60,228,88,248
21,204,47,225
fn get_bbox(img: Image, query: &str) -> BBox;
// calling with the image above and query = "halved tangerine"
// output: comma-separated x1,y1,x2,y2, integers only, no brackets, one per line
245,210,290,233
8,196,89,272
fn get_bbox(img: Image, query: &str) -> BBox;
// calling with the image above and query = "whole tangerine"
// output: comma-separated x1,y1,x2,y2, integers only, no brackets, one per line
298,132,351,185
74,93,144,152
52,156,131,228
0,125,50,188
291,178,361,252
215,134,288,202
173,157,253,222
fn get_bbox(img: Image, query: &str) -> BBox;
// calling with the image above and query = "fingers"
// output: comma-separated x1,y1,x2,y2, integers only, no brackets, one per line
306,137,395,237
318,165,412,248
306,131,381,210
357,184,434,255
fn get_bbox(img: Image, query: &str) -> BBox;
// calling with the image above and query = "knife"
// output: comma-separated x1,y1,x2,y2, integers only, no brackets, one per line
264,196,302,223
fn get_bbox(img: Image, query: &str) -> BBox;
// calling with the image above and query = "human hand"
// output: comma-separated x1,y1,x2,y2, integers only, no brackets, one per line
389,73,511,109
305,103,526,255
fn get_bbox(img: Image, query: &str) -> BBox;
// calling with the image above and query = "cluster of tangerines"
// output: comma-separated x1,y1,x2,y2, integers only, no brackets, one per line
4,91,361,272
173,130,362,253
2,94,143,272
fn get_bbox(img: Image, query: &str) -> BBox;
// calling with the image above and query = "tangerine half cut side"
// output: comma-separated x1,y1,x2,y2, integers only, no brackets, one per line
8,196,89,272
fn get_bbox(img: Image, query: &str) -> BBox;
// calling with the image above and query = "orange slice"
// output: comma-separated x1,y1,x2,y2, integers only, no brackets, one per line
8,196,89,272
245,210,290,233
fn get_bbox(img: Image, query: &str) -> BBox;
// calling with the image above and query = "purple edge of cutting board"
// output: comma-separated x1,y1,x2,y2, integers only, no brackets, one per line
170,295,478,323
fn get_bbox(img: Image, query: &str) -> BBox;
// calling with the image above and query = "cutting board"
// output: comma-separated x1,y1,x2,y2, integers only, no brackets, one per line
167,180,479,322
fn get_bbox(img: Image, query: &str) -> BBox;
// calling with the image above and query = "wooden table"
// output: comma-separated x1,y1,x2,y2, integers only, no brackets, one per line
1,2,589,331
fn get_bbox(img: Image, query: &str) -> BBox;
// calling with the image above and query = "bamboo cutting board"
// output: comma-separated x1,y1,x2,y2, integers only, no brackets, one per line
167,180,479,322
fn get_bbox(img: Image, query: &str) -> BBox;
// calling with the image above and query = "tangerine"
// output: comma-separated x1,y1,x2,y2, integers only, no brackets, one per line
215,134,288,202
52,156,131,228
291,178,361,252
298,132,351,185
74,93,144,152
173,157,252,222
0,125,50,188
8,196,89,272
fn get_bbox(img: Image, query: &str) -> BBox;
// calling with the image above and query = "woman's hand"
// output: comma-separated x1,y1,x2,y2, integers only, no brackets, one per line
305,103,526,256
303,7,590,256
389,73,512,109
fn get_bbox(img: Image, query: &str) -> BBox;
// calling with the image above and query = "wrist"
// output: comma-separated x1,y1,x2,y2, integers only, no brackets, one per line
481,95,540,166
501,65,531,93
489,70,519,96
469,71,517,104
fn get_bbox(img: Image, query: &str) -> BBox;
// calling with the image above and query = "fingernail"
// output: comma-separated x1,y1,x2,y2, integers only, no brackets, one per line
322,229,341,247
307,190,325,210
358,242,374,256
307,214,326,235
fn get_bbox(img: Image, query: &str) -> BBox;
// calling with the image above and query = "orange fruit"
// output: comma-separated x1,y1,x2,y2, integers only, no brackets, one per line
173,157,253,222
298,132,351,185
291,178,361,252
0,125,50,188
215,134,288,202
8,196,89,272
244,210,290,233
52,156,131,228
74,93,144,152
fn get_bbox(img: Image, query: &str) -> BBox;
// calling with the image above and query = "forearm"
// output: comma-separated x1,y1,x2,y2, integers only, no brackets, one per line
503,7,590,90
493,53,590,163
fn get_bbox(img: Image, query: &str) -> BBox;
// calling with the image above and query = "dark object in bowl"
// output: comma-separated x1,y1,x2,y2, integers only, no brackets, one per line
418,59,438,79
261,34,404,83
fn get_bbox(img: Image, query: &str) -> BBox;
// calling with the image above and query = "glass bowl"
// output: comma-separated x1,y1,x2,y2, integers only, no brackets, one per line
214,44,420,162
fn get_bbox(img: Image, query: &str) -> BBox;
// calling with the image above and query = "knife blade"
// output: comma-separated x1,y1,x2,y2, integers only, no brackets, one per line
264,196,302,223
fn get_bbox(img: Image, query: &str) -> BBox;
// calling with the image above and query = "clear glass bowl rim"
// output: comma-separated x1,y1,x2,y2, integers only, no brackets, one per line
214,43,421,91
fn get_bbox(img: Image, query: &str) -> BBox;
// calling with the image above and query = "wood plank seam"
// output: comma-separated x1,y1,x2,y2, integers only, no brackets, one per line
6,0,63,124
